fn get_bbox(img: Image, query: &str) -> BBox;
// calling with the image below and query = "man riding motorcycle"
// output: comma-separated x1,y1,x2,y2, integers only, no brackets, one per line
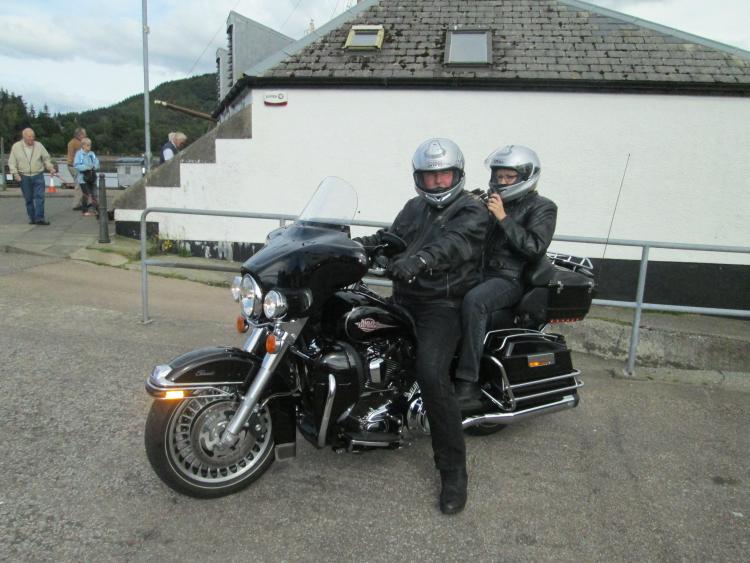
454,145,558,409
354,138,488,515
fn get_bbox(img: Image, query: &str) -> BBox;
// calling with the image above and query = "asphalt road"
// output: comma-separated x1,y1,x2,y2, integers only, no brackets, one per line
1,255,748,562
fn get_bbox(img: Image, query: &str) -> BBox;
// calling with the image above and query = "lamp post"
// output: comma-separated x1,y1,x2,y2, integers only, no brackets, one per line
142,0,152,173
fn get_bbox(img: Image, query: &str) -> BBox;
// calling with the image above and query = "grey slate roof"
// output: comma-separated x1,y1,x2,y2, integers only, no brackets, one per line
256,0,750,89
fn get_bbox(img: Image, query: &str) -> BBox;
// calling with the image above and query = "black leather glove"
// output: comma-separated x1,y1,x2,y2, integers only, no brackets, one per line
352,231,384,257
388,255,427,283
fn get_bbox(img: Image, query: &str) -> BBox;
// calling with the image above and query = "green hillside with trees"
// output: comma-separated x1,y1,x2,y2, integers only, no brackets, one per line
1,73,217,157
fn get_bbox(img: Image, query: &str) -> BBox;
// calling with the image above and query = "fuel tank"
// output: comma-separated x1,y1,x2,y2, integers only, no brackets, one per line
322,290,414,343
344,306,413,343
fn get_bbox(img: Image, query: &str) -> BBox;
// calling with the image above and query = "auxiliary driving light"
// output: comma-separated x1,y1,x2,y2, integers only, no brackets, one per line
263,290,288,319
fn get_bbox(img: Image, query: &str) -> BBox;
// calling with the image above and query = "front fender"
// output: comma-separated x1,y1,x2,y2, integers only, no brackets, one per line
145,346,299,459
145,347,260,398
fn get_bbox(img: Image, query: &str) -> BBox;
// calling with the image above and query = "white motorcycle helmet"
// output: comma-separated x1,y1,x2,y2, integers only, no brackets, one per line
412,138,466,208
485,145,541,203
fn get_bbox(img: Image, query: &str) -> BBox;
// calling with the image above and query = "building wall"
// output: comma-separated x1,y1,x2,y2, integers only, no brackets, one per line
143,87,750,267
215,48,229,101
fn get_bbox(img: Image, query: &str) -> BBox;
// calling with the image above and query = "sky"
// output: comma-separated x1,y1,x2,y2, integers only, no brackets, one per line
1,0,748,114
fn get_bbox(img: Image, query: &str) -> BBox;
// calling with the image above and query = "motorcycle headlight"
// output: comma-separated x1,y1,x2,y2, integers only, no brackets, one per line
263,290,288,319
239,274,263,319
230,276,242,302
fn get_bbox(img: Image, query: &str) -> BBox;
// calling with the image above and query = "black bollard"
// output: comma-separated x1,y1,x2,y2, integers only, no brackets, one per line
98,173,110,244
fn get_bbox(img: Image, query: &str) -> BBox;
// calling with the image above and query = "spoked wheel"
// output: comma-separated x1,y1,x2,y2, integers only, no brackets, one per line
145,391,275,498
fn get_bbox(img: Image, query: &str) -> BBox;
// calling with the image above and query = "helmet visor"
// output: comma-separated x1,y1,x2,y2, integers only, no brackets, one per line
488,167,519,194
489,170,540,202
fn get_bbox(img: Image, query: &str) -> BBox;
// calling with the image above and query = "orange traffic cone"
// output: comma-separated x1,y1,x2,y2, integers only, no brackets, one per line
46,174,57,193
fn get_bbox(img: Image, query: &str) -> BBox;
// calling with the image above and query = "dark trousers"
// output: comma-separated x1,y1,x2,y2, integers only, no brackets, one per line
80,180,98,212
455,277,523,382
400,300,465,472
20,173,46,222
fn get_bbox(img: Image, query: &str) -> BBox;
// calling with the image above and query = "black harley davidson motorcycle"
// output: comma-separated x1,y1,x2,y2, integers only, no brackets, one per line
144,177,595,498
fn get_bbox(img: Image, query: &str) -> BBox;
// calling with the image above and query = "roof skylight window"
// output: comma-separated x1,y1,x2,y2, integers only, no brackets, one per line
344,25,385,50
445,30,492,65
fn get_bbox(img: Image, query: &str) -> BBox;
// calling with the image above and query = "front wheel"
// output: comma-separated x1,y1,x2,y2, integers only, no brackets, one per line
144,391,275,498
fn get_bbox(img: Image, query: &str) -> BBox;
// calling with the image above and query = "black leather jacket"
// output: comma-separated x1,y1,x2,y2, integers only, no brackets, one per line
483,191,557,281
360,191,488,305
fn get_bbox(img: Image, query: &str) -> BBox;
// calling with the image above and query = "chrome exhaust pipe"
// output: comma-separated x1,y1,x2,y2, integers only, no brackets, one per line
461,393,579,429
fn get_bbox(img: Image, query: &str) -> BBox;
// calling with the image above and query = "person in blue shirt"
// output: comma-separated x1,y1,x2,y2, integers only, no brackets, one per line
73,137,100,216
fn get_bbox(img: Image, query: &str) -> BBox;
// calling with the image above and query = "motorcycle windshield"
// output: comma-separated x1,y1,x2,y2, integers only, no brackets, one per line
296,176,358,227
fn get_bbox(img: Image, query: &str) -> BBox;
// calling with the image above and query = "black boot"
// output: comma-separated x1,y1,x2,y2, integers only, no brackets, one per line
439,468,468,515
454,381,483,412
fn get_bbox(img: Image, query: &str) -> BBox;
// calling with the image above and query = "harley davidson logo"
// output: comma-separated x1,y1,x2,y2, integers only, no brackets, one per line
355,318,397,333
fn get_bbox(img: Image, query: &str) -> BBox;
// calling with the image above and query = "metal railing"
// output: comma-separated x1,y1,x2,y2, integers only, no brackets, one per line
551,235,750,374
139,207,750,375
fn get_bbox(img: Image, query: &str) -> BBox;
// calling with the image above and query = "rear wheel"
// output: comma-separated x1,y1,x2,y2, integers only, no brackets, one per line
465,422,506,436
145,391,274,498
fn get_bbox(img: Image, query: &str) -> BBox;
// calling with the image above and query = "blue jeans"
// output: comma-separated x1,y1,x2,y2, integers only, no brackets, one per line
20,173,46,222
455,277,523,382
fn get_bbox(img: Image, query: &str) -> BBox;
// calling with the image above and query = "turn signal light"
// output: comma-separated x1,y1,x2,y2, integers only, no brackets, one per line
236,315,249,333
165,390,185,400
266,334,281,354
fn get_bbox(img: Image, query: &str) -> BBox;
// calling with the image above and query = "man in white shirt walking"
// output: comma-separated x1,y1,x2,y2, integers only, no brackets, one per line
8,128,57,225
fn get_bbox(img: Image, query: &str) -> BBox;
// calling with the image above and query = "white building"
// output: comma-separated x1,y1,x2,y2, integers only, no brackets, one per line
115,0,750,308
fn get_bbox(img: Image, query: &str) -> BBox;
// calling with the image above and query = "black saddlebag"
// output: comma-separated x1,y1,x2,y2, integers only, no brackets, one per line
482,330,581,409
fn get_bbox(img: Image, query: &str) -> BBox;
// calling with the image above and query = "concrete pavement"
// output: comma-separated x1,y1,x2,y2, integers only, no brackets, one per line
0,186,116,258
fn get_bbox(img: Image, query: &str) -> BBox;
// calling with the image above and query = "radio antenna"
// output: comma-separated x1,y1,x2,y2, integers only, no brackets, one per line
593,152,631,293
602,152,630,261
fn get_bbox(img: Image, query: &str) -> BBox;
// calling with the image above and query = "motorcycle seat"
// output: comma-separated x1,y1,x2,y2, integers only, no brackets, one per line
486,287,548,332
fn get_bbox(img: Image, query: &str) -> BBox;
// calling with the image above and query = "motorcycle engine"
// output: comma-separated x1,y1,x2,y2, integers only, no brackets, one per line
364,339,414,388
338,339,415,442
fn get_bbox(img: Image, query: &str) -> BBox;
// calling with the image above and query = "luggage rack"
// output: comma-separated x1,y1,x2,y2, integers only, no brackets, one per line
547,252,594,276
